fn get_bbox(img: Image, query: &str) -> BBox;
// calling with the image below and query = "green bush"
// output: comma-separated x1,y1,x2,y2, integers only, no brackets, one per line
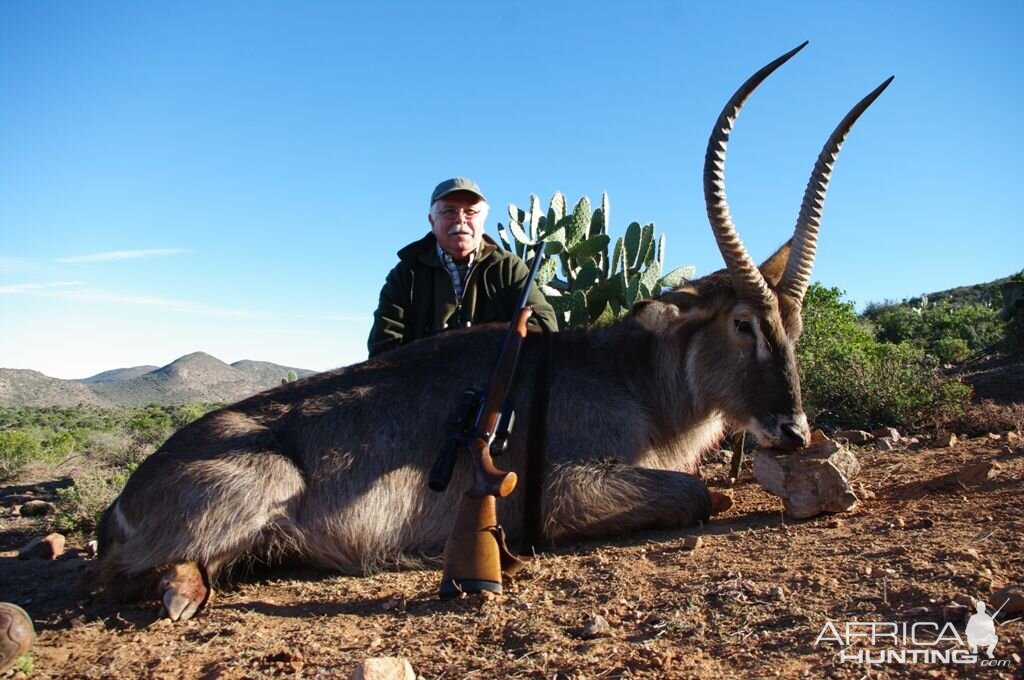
0,429,43,480
798,284,970,430
932,337,971,363
0,402,222,479
128,404,173,446
865,299,1003,358
42,430,78,462
54,465,135,535
171,402,208,429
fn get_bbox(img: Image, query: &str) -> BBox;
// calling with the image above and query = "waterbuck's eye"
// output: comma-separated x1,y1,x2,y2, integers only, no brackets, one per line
734,319,755,336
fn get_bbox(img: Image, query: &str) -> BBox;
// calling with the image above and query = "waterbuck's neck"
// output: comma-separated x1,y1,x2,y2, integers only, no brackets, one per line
549,317,725,471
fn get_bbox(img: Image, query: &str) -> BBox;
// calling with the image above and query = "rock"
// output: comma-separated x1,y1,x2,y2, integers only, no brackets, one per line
1007,431,1022,446
955,461,999,486
18,500,56,517
0,603,35,674
943,604,968,622
952,593,974,607
875,437,896,452
348,657,416,680
934,432,958,448
990,586,1024,616
835,429,873,444
987,432,1001,441
769,586,786,601
710,491,733,515
904,606,930,617
752,437,860,519
809,429,830,444
581,614,612,639
907,437,922,449
705,449,732,465
18,533,66,560
682,536,703,550
873,426,900,442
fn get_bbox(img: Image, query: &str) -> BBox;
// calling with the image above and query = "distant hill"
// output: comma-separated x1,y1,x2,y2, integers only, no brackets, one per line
231,360,317,385
75,366,160,384
0,369,114,408
873,273,1019,310
0,353,317,408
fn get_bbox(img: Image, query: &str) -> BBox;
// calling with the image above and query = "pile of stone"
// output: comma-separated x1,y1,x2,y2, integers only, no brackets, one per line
752,431,861,519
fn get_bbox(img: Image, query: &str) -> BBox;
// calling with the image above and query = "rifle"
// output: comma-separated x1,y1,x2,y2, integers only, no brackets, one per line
428,242,545,597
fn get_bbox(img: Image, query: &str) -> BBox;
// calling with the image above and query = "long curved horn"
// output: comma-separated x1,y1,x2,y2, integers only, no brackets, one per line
778,76,895,303
704,41,808,306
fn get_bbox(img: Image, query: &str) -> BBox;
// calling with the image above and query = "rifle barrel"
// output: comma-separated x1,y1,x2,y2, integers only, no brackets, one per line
513,242,546,314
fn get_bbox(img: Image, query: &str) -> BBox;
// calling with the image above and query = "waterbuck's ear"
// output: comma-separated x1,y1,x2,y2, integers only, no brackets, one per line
633,290,713,334
759,240,792,288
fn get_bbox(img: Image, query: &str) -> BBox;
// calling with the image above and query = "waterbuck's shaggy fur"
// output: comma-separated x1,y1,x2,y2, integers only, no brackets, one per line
91,43,890,620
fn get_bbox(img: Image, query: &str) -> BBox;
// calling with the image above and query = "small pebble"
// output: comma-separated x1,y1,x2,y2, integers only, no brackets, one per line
682,536,703,550
581,614,612,639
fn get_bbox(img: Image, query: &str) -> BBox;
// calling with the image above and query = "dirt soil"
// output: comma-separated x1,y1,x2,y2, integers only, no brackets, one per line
2,435,1023,679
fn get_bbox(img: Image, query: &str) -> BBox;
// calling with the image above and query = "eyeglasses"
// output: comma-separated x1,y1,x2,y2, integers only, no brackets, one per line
436,207,483,220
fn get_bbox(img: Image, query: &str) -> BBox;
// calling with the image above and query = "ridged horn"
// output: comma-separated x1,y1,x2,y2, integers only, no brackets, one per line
704,41,808,306
778,75,895,303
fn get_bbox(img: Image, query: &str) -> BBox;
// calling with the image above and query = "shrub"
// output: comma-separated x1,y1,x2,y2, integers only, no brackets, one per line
87,430,137,468
128,405,173,446
932,337,971,364
865,299,1003,358
171,402,213,429
42,430,78,463
53,465,134,536
0,430,43,480
798,284,970,430
940,400,1024,437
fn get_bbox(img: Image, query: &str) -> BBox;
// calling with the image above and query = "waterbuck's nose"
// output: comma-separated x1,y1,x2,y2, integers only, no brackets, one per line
780,422,808,449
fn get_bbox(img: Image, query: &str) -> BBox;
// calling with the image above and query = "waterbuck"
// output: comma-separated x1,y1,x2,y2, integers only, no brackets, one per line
92,43,891,621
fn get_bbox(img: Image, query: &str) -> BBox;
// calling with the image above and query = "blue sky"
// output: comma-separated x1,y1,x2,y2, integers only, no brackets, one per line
2,1,1021,379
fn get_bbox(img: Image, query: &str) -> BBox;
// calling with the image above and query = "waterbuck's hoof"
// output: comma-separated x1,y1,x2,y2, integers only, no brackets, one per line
0,602,35,673
158,563,211,622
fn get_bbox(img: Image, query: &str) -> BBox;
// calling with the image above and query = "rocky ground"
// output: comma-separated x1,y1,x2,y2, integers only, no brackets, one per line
1,431,1023,679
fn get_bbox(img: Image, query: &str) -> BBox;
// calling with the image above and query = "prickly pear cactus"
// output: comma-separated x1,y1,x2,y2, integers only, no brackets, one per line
497,192,695,330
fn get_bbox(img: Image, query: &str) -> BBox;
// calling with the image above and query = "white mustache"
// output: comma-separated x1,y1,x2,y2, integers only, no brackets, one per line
447,227,472,236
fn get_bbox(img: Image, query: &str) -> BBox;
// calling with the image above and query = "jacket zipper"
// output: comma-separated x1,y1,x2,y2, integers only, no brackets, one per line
452,260,479,327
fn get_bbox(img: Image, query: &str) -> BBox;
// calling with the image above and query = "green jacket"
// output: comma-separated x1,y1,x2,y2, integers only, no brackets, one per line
368,233,559,357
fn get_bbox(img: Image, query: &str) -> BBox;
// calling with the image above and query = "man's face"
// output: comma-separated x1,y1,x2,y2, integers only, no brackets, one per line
429,191,488,263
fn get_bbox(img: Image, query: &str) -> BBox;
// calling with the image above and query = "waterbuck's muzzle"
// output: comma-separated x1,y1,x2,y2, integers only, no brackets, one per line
779,420,810,449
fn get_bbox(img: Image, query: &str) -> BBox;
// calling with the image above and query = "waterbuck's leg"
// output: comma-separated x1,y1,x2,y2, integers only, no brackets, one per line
96,441,306,620
542,461,712,543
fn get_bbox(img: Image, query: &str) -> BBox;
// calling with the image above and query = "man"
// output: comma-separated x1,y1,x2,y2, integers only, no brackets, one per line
368,177,558,357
